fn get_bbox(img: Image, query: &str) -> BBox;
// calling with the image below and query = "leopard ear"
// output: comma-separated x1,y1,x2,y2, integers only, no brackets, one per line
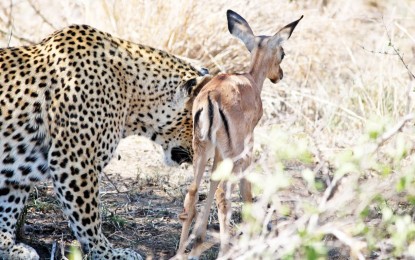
183,74,212,98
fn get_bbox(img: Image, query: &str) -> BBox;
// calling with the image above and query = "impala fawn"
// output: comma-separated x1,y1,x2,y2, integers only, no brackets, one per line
177,9,303,258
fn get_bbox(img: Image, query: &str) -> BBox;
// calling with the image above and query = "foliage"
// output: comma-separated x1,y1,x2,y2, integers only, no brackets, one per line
218,118,415,259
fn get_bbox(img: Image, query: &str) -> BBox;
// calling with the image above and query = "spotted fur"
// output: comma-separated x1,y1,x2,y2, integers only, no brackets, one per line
0,24,209,260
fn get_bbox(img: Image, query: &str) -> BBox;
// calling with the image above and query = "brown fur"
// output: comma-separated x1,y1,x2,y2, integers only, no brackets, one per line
176,10,303,259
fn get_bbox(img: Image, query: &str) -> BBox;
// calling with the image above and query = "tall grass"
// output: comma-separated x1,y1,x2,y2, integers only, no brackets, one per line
1,0,415,258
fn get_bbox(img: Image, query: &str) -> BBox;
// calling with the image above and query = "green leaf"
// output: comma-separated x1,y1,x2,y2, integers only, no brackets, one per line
407,195,415,205
396,177,406,192
382,207,393,222
68,246,82,260
360,207,370,218
302,168,316,190
211,159,233,181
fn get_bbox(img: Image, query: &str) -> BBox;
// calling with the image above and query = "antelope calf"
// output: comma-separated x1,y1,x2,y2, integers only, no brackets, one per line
178,10,303,258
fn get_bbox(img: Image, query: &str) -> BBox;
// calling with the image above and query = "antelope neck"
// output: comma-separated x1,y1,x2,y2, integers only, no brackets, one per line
248,46,272,91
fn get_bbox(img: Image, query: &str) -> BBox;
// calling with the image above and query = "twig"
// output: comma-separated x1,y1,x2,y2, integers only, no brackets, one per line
0,28,35,45
100,190,133,195
356,113,414,166
406,81,413,114
7,0,12,28
6,0,13,47
307,172,344,233
27,0,57,30
305,112,412,232
375,113,414,149
361,18,415,81
321,227,366,260
7,27,12,47
102,172,122,193
382,17,415,80
360,45,398,56
308,124,331,176
107,231,131,240
50,241,57,260
395,22,415,44
60,235,69,260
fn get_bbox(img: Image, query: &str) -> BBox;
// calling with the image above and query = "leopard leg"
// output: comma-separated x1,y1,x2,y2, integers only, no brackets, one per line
48,143,142,260
48,132,142,259
0,184,39,260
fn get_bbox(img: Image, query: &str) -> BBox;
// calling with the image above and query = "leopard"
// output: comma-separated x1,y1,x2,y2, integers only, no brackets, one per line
0,24,210,260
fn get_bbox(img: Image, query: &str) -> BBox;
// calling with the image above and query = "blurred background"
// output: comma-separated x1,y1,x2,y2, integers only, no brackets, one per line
1,0,415,259
1,0,413,137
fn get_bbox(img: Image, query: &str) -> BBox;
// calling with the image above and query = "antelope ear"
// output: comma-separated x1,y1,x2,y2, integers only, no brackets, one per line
183,74,212,98
270,15,303,48
227,10,255,52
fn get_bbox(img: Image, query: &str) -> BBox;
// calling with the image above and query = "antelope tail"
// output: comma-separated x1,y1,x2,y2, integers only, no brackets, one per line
193,91,231,145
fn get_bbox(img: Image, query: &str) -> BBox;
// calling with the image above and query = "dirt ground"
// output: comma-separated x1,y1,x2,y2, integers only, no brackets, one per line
22,136,222,260
21,135,346,260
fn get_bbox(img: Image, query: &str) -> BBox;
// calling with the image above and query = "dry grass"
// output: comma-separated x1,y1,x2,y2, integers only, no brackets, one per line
1,0,415,259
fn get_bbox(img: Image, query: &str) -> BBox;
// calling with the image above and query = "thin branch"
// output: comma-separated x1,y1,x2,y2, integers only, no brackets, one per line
375,113,414,148
60,235,69,260
406,81,413,114
102,171,122,193
6,0,13,47
382,17,415,80
6,27,12,47
7,0,12,28
27,0,57,30
307,171,345,232
50,241,57,260
1,1,34,46
359,113,414,159
101,190,133,195
308,113,414,233
0,28,35,45
321,227,366,260
360,45,398,56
